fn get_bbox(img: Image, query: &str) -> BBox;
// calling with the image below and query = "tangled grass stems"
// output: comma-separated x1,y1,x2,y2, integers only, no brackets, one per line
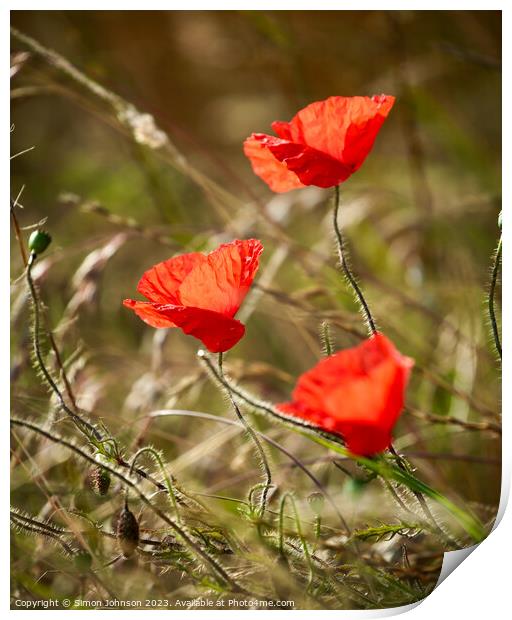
10,510,77,557
196,490,317,535
193,351,485,541
24,245,208,523
25,252,187,501
196,355,351,534
10,417,251,596
150,408,351,535
91,429,207,513
9,510,120,600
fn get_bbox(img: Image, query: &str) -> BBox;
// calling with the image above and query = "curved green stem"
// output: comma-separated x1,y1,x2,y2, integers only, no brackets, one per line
130,447,181,522
279,493,314,589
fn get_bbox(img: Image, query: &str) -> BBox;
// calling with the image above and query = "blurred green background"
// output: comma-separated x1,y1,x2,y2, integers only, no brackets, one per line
10,10,501,608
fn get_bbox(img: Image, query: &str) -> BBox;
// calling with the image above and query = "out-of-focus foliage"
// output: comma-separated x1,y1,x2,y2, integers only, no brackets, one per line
10,10,501,610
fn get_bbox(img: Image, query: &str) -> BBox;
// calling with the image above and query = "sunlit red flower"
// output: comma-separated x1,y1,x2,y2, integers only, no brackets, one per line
123,239,263,353
277,332,413,456
244,95,395,192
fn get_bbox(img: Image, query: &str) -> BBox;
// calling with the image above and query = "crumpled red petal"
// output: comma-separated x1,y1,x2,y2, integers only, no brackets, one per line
177,239,263,317
243,136,305,193
123,299,245,353
251,133,353,188
137,252,206,304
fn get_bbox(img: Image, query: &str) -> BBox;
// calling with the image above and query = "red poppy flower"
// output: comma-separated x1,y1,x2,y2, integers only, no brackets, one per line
277,333,413,456
123,239,263,353
244,95,395,192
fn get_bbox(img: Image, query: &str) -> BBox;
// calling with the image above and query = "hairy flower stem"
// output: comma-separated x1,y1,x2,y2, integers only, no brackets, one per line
26,252,101,441
11,512,77,556
218,352,272,519
331,190,454,541
11,204,78,409
202,352,320,433
488,236,502,359
333,185,377,335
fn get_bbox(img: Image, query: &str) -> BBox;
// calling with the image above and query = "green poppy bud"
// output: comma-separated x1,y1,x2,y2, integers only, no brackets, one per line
28,229,52,255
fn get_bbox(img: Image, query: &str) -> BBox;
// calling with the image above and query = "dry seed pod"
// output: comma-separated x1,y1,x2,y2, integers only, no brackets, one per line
116,504,139,558
87,465,111,496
